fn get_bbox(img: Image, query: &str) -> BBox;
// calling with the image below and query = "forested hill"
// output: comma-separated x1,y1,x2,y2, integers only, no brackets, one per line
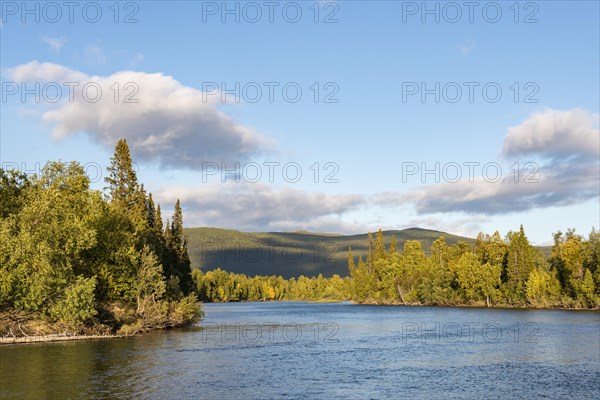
184,227,475,278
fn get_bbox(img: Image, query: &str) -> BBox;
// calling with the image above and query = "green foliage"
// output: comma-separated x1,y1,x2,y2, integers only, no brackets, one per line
0,141,202,335
0,168,30,218
104,139,139,210
193,268,351,303
345,226,597,309
184,227,477,278
526,267,561,307
49,276,98,327
576,269,597,307
454,253,500,305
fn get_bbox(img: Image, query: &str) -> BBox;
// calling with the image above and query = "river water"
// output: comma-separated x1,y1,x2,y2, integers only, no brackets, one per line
1,302,598,399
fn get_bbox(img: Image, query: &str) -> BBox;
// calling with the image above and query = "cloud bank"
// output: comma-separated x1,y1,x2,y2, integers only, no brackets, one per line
5,62,597,231
377,108,599,215
6,61,274,169
154,182,366,233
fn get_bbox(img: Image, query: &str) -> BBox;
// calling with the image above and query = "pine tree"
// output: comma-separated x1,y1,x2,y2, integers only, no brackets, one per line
347,248,356,274
155,203,164,234
161,200,193,295
353,256,372,301
164,219,172,244
374,229,386,262
146,193,156,228
171,199,184,254
105,139,139,210
389,235,398,255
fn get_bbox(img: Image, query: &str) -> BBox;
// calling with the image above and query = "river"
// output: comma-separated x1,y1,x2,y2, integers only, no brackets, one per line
1,302,598,399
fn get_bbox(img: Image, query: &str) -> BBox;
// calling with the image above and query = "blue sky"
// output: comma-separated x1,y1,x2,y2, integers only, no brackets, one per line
1,0,599,243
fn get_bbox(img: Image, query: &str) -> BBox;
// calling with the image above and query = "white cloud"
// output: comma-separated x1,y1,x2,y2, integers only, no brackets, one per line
41,36,66,53
129,52,144,67
374,108,599,215
503,108,599,161
154,182,366,232
456,39,475,55
84,45,106,65
6,61,275,168
402,216,490,238
6,61,86,83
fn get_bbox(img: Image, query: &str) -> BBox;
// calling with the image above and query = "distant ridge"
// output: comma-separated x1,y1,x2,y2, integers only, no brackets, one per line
184,227,474,278
291,230,344,237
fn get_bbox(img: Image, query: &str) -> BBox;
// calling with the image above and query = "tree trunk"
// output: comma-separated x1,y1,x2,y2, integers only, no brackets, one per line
396,284,408,305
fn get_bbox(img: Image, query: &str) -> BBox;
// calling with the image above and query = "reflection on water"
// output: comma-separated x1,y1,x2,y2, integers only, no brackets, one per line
1,302,599,399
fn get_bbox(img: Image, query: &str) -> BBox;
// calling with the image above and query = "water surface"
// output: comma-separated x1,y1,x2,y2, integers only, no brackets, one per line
1,302,598,399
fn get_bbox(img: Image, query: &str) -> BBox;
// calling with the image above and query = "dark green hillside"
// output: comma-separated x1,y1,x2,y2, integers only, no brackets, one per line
184,227,476,278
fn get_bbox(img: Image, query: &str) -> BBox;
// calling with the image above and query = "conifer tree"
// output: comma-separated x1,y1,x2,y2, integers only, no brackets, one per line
347,248,356,273
105,139,139,209
389,235,398,255
147,193,156,228
155,203,164,234
374,229,387,262
164,219,171,243
171,199,184,254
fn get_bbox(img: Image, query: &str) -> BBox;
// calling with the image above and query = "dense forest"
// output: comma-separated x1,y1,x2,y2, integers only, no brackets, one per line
1,140,598,340
193,228,599,309
0,140,202,337
183,227,473,278
347,228,599,308
192,268,351,302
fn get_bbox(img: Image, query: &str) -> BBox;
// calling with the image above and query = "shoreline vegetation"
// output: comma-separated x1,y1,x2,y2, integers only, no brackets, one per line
3,299,597,346
1,139,598,346
189,226,599,311
1,140,203,343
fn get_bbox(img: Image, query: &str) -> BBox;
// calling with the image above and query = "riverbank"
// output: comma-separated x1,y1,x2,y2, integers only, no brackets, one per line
2,300,597,346
0,333,123,345
349,298,600,311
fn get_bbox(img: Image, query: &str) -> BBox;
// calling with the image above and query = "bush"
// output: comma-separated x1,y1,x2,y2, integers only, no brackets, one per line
49,276,98,328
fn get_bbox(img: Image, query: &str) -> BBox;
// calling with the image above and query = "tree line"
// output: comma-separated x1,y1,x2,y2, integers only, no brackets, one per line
191,226,598,309
192,268,351,302
2,138,597,340
0,139,202,336
348,228,599,308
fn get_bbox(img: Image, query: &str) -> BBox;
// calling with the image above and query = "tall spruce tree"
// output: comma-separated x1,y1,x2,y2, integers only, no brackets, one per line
171,199,184,254
155,203,164,234
146,193,156,228
374,229,387,262
105,139,139,209
389,235,398,255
